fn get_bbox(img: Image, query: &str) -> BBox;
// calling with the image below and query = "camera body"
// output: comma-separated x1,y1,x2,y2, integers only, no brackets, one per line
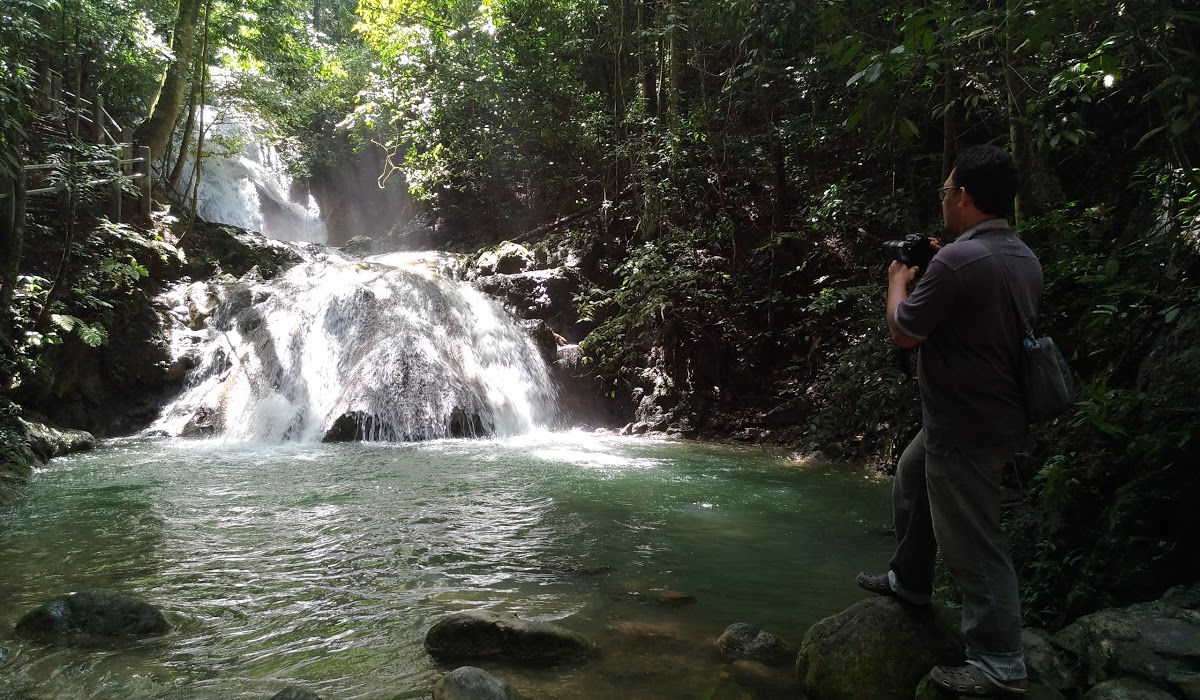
882,234,936,269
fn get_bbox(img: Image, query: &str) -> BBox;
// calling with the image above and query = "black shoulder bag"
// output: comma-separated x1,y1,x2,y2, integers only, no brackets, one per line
975,234,1077,423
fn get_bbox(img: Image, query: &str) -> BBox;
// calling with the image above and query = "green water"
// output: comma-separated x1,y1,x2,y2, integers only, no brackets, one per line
0,431,893,699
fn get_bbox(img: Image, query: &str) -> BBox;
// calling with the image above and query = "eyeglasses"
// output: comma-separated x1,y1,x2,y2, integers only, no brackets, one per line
938,186,962,201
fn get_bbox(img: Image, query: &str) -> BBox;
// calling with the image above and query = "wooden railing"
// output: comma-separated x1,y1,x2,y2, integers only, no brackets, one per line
0,70,152,222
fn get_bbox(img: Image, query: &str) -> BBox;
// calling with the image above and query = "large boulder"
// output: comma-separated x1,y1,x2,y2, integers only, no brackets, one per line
473,268,580,337
1084,677,1178,700
468,242,536,278
17,414,95,462
716,623,796,667
424,610,598,665
794,597,963,700
1,407,94,505
433,666,521,700
181,221,303,280
14,589,169,643
1052,584,1200,694
1024,628,1078,690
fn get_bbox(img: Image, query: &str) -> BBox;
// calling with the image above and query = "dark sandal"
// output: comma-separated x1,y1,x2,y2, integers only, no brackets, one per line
855,571,930,606
930,664,1027,696
856,572,895,597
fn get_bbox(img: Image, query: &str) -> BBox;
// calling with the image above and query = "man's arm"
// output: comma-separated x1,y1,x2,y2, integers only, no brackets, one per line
887,261,921,349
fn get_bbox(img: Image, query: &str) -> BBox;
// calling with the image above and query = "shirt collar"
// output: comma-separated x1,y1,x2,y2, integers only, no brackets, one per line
956,218,1010,242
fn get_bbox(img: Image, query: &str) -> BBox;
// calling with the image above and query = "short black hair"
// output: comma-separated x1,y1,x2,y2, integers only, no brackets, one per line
952,145,1017,217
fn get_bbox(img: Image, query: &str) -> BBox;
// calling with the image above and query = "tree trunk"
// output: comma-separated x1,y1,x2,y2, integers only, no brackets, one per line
168,54,204,196
942,67,959,180
1004,0,1039,224
183,0,212,241
638,0,658,118
134,0,204,159
664,0,681,115
0,175,27,389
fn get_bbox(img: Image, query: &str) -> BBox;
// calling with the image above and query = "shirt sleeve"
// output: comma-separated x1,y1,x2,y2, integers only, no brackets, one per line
894,258,958,341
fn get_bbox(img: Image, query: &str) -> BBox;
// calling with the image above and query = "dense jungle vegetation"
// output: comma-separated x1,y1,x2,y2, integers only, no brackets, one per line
2,0,1198,632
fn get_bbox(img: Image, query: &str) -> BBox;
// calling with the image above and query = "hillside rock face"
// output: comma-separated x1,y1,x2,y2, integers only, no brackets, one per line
1052,584,1200,699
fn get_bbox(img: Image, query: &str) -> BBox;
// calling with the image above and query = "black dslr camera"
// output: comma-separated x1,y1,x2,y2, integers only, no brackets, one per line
882,234,936,270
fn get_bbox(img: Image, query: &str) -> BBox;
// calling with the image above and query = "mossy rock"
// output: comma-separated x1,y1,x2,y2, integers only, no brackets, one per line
794,597,962,700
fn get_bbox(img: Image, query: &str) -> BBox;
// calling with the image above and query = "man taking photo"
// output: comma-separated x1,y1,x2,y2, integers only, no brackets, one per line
857,144,1042,696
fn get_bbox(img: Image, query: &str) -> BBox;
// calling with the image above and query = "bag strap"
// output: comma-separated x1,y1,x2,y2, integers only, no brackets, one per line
971,233,1036,338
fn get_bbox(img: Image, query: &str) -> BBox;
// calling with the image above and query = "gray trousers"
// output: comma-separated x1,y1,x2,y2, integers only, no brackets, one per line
889,430,1027,681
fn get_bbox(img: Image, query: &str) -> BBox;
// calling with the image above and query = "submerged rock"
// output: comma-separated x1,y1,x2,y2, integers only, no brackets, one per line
794,597,962,700
268,687,323,700
716,623,796,667
729,659,802,696
14,589,169,643
433,666,521,700
424,610,597,665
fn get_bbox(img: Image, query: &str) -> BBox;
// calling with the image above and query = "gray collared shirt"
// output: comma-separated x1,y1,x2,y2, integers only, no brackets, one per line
894,219,1043,454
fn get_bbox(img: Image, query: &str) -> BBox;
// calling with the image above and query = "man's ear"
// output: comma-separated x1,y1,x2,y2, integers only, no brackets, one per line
958,187,976,211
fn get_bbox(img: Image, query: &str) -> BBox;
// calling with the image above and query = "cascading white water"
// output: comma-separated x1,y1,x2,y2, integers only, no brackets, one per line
174,107,327,243
152,252,561,443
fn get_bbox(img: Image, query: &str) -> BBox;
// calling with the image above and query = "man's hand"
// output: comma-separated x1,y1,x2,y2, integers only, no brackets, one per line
888,260,919,288
886,260,921,349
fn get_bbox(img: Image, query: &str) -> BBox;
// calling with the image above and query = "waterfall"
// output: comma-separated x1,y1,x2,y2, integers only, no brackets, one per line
174,107,327,244
152,252,561,443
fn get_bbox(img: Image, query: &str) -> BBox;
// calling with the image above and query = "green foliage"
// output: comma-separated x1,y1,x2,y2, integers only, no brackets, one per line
0,0,55,180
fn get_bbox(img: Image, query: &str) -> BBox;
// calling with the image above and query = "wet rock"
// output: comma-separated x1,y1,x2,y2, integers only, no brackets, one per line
795,597,963,700
268,687,323,700
552,344,625,430
1052,583,1200,690
424,610,597,665
341,235,374,256
717,623,796,667
473,268,580,337
15,414,95,463
181,406,219,438
469,242,535,278
521,319,559,365
181,221,303,280
1085,677,1177,700
14,589,169,643
433,666,521,700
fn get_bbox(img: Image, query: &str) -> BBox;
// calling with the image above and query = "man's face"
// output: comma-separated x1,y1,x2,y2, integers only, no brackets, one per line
941,171,962,236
